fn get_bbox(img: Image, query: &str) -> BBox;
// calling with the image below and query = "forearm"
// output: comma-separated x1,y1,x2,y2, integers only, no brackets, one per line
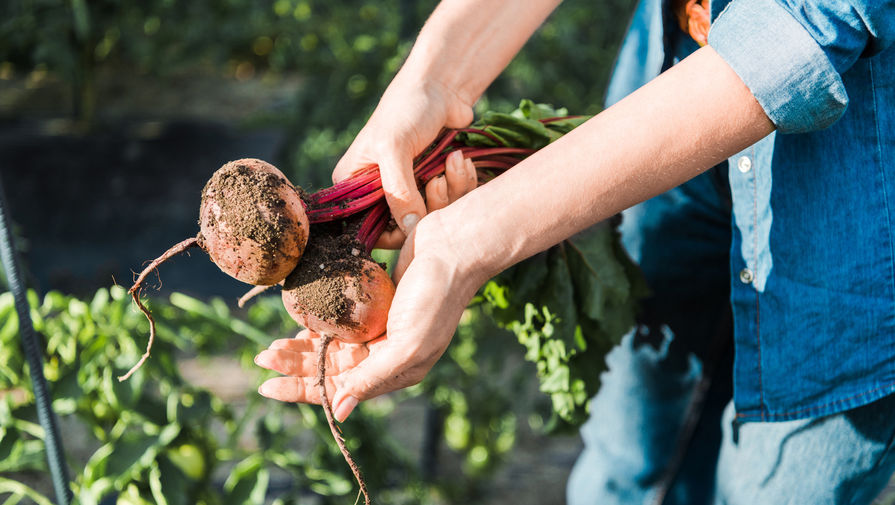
429,46,775,284
399,0,562,107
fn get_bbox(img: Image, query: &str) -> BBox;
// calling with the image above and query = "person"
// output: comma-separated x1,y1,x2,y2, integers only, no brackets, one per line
254,0,895,502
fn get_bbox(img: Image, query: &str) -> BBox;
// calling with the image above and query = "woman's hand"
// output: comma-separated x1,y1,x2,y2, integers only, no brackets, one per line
256,212,483,421
333,76,474,248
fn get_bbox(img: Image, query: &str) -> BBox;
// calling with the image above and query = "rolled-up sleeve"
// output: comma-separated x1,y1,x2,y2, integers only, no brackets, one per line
707,0,895,133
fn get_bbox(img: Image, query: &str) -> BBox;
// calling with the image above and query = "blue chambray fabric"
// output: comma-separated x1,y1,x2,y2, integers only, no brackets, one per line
707,0,895,421
568,2,895,503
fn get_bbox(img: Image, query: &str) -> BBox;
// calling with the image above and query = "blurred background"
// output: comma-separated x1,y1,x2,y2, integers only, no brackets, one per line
0,0,654,504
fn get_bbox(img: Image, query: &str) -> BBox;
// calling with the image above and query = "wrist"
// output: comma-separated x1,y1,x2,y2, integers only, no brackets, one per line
411,210,495,296
390,61,474,129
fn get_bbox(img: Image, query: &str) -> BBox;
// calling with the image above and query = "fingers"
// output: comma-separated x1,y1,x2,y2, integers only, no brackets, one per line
257,375,339,405
444,150,478,202
330,338,434,421
259,331,371,375
393,226,416,284
331,256,466,421
379,149,426,236
374,228,406,250
424,176,449,212
332,157,358,184
254,345,370,377
255,332,387,408
378,151,472,249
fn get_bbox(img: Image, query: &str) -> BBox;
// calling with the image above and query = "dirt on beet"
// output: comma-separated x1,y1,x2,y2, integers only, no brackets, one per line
282,222,373,329
198,159,300,258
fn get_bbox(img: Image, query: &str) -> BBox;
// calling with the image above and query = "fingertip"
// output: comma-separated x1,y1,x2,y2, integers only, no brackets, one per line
374,228,406,250
402,213,420,234
425,175,449,212
447,149,464,166
258,378,275,399
333,394,359,422
444,151,471,202
332,159,351,183
379,151,427,235
465,157,478,190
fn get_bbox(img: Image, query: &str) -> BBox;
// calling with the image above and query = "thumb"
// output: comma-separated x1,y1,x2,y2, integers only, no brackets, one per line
330,337,431,421
379,148,427,235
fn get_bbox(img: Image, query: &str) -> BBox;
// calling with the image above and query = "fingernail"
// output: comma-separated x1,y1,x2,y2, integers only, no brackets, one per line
401,213,419,233
436,175,447,199
334,395,358,422
258,381,271,398
253,351,268,367
448,150,463,163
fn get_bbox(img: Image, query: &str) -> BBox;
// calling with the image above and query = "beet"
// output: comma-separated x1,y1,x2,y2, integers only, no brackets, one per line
281,231,394,343
198,159,309,286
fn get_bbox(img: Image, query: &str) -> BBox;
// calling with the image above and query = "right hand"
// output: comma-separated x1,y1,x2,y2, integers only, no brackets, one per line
255,209,488,422
333,76,475,248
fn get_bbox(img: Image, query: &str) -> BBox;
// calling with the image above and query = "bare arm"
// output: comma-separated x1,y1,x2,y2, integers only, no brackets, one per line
257,46,775,421
417,46,773,285
404,0,563,108
333,0,562,245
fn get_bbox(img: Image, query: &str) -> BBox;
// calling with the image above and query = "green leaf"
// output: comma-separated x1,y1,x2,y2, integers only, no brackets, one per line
149,457,191,505
70,0,91,42
224,455,270,505
105,429,177,488
481,216,645,425
0,476,54,505
83,442,115,486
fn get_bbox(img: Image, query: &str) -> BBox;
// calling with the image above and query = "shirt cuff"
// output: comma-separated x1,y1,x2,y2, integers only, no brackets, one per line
707,0,849,133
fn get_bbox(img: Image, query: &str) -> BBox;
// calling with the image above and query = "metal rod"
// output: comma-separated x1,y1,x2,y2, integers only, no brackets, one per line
0,174,73,505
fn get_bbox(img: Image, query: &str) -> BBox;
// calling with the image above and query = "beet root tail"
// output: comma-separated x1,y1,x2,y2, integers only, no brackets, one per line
237,284,274,308
119,236,200,382
317,334,371,505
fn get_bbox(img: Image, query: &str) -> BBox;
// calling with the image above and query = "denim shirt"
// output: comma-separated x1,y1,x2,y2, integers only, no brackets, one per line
611,0,895,422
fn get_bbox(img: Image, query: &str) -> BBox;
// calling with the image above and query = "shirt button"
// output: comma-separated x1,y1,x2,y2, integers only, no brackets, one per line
739,268,754,284
737,156,752,173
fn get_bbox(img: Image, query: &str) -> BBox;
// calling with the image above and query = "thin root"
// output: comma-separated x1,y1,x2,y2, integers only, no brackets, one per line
237,284,273,308
118,292,155,381
120,236,200,382
318,335,371,505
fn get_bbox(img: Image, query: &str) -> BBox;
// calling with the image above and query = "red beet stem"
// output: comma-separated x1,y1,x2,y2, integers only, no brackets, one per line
356,202,389,253
307,188,385,223
305,120,568,248
312,165,379,204
539,115,584,123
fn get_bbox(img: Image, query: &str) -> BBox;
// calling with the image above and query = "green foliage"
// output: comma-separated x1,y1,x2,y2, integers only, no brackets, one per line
482,225,648,428
0,0,635,184
467,101,649,428
458,100,589,149
0,288,428,504
0,286,546,503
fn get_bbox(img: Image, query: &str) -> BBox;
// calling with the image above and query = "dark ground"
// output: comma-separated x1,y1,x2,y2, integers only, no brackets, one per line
0,117,283,299
0,67,300,299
